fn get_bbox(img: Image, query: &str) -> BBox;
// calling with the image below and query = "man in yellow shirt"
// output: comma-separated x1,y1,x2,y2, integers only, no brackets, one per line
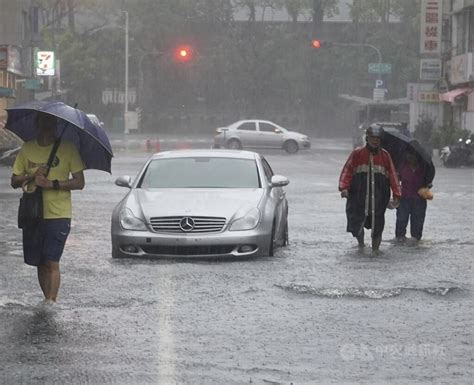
11,112,85,305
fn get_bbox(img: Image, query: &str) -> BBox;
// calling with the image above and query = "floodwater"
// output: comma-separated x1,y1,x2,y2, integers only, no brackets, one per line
0,138,472,385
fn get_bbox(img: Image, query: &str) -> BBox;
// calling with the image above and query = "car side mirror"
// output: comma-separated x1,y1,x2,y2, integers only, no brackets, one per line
271,175,289,187
274,128,282,134
115,175,132,188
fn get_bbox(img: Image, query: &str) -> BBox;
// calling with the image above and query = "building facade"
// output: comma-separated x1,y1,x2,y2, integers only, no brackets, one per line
0,0,37,119
440,0,474,131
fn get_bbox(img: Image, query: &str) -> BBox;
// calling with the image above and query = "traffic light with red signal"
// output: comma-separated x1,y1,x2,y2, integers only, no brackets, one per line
311,39,332,49
312,39,322,49
174,45,194,63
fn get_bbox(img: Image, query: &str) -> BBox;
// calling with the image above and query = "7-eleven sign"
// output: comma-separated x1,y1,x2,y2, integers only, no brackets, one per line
36,51,55,76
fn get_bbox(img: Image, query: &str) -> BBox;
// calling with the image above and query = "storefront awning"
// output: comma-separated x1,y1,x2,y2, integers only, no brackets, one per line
339,94,410,106
439,88,474,103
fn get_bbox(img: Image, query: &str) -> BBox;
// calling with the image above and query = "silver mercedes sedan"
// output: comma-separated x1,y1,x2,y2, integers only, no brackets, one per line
111,149,289,259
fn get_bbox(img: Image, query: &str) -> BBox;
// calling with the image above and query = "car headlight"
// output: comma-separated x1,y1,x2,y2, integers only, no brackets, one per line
120,208,147,231
229,208,261,231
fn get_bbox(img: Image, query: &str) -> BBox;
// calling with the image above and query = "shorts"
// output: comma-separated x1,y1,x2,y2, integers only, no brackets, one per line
23,219,71,266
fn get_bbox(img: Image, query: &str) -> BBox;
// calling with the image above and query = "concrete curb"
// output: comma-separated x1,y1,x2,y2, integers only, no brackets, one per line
111,137,214,152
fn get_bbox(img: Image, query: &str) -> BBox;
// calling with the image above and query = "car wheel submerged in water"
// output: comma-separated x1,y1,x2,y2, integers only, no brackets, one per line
283,218,289,246
268,222,276,257
112,244,122,259
284,140,299,154
226,138,242,150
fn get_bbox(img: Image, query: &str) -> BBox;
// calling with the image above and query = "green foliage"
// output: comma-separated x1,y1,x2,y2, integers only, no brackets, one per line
42,22,124,110
350,0,415,23
414,114,435,146
35,0,420,134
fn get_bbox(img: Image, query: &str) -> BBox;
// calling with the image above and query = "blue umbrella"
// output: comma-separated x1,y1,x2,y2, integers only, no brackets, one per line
4,101,113,173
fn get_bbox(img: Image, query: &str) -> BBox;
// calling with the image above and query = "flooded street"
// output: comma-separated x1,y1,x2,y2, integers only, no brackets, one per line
0,140,472,385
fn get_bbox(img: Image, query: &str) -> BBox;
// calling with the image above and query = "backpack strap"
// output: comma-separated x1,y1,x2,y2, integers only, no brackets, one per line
45,138,61,177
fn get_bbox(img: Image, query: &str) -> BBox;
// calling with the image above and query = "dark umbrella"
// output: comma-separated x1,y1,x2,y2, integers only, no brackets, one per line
382,127,435,186
4,101,113,173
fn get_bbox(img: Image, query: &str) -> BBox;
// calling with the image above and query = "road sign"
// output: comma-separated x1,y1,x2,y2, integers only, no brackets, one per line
373,88,385,101
24,78,42,90
368,63,392,74
419,59,442,80
375,79,384,88
125,111,138,130
0,86,16,98
418,91,440,103
36,51,55,76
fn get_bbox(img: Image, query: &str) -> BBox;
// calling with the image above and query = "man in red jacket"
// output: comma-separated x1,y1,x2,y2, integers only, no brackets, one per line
339,124,401,251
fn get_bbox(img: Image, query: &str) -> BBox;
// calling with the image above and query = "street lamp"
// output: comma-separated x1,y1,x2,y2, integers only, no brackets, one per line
123,10,129,134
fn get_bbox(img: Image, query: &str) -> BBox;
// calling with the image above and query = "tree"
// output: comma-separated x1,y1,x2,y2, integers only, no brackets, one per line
36,0,116,32
38,0,124,118
350,0,393,23
35,0,420,135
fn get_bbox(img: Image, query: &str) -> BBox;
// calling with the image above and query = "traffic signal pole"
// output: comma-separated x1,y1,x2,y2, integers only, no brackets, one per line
312,39,387,105
328,42,383,82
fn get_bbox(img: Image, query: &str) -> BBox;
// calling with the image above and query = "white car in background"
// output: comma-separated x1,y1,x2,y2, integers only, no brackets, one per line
86,113,104,128
213,119,311,153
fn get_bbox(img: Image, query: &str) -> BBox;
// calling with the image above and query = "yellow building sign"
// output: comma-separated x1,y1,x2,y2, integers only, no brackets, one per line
418,91,439,102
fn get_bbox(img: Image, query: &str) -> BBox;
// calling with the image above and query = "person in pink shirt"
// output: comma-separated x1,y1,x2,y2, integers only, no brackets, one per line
395,149,432,241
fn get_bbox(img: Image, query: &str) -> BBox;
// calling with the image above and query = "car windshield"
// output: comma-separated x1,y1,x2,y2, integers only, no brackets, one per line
138,157,261,188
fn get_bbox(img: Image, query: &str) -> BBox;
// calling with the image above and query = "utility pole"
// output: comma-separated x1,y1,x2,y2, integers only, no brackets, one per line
124,10,129,134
